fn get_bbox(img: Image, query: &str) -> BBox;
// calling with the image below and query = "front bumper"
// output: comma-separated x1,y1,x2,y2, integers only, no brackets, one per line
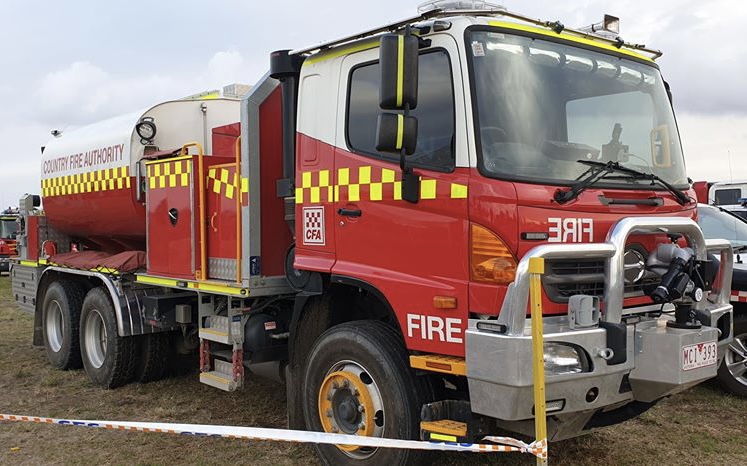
465,217,734,439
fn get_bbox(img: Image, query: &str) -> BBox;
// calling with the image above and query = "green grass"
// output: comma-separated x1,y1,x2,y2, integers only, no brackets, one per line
0,274,745,465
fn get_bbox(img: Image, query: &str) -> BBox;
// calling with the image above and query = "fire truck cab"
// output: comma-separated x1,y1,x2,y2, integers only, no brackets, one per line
0,210,18,273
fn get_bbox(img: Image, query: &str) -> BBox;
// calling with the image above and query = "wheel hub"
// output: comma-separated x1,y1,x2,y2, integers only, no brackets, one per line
318,362,384,457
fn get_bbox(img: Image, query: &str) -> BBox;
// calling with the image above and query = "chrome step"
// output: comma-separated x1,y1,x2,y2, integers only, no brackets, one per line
200,359,238,392
199,315,242,344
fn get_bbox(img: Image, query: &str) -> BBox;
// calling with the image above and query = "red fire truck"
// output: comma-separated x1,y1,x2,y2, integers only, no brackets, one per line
11,3,735,465
0,209,19,274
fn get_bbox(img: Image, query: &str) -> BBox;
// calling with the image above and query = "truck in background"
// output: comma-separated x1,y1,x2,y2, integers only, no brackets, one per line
11,3,735,465
0,209,19,274
693,180,747,219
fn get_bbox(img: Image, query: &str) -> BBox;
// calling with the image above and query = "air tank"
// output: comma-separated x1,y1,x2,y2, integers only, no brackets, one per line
41,98,241,251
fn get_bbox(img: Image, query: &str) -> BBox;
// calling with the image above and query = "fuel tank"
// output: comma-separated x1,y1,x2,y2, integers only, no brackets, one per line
41,98,241,251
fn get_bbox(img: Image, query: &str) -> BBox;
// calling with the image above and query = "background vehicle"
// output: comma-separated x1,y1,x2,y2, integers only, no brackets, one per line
698,203,747,396
11,3,734,465
0,209,19,274
693,180,747,219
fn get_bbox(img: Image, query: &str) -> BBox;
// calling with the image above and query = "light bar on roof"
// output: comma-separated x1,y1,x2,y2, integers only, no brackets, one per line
417,0,505,14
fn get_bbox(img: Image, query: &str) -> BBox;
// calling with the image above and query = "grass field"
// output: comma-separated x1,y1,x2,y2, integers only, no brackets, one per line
0,275,745,465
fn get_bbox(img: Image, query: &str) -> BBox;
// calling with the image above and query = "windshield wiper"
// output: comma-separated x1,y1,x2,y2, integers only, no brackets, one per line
553,160,691,205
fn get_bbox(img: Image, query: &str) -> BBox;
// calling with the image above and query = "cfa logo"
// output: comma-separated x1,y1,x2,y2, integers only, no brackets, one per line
407,314,463,344
548,217,594,243
302,206,325,245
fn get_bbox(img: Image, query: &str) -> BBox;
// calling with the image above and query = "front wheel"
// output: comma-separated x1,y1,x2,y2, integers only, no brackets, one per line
718,315,747,397
302,321,432,466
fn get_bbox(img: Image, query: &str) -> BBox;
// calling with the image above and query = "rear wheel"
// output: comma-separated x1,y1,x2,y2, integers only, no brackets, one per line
41,280,84,369
135,332,170,383
79,287,136,388
718,315,747,397
302,321,432,466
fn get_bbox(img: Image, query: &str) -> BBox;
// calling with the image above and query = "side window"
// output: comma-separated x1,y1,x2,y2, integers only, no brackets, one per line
347,50,455,172
714,188,741,205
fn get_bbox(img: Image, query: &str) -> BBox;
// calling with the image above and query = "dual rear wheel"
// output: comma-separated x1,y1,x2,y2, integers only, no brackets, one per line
41,282,169,388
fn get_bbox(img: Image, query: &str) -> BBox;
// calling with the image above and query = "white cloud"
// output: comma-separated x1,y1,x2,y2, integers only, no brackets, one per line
30,50,262,128
678,112,747,182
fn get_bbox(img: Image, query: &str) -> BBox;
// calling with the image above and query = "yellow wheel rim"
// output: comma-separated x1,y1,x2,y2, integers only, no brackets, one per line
318,365,380,454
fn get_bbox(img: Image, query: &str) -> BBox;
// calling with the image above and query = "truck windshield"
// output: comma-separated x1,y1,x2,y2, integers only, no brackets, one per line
468,29,688,189
0,220,17,240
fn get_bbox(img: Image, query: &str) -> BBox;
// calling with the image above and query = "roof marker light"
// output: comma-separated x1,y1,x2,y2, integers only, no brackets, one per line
417,0,504,14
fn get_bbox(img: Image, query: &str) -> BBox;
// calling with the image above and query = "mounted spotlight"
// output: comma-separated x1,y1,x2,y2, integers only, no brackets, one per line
136,117,157,145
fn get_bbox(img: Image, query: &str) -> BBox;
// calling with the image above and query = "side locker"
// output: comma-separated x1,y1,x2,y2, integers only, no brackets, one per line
206,163,242,281
146,156,195,278
146,154,235,279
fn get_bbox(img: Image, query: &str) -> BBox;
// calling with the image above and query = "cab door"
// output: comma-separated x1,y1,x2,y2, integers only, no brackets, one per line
331,37,471,356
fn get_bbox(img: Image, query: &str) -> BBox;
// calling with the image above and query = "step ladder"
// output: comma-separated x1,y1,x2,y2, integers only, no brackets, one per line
198,297,246,392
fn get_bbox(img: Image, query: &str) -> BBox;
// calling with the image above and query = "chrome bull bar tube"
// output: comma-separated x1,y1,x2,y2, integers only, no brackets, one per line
604,217,707,323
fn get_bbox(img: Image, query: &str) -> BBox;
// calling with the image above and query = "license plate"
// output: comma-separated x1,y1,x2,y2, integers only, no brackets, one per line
682,341,718,371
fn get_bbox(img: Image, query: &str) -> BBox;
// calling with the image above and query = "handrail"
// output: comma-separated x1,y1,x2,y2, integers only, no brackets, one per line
235,135,242,285
180,142,206,280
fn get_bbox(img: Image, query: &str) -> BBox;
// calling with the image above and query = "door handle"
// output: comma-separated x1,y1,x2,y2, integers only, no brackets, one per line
209,212,218,232
337,208,362,218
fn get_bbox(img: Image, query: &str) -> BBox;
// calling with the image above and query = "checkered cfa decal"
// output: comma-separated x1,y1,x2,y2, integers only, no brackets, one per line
208,167,249,202
302,206,325,245
295,166,468,204
42,166,131,197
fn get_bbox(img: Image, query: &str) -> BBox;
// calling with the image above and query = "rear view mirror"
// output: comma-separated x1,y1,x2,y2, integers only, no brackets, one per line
376,113,418,155
379,34,419,110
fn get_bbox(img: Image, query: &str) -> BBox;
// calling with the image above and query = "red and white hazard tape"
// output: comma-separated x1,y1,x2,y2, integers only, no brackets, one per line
0,414,547,459
731,290,747,303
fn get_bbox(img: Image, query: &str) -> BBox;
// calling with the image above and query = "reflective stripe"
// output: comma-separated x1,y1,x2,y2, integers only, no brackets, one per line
488,20,653,62
296,167,468,204
395,114,404,150
396,35,404,107
135,274,249,297
148,159,191,190
42,166,131,198
430,433,458,443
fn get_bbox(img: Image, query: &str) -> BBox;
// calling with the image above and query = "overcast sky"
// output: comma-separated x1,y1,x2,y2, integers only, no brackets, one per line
1,0,745,207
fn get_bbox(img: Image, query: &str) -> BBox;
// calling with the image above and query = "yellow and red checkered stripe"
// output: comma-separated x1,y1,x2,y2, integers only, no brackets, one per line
148,159,191,189
208,166,249,202
42,167,131,197
295,166,468,205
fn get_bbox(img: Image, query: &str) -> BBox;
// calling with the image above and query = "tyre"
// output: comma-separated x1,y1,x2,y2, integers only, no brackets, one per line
302,321,432,466
41,280,84,369
718,314,747,397
79,287,136,388
135,332,170,383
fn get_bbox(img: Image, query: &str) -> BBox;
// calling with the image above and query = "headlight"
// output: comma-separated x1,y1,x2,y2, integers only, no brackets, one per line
544,343,587,375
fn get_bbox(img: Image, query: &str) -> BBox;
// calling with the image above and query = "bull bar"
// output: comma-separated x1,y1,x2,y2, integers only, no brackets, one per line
465,217,734,440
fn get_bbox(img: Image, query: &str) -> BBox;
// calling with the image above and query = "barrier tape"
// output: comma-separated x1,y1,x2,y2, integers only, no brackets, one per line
0,414,547,459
